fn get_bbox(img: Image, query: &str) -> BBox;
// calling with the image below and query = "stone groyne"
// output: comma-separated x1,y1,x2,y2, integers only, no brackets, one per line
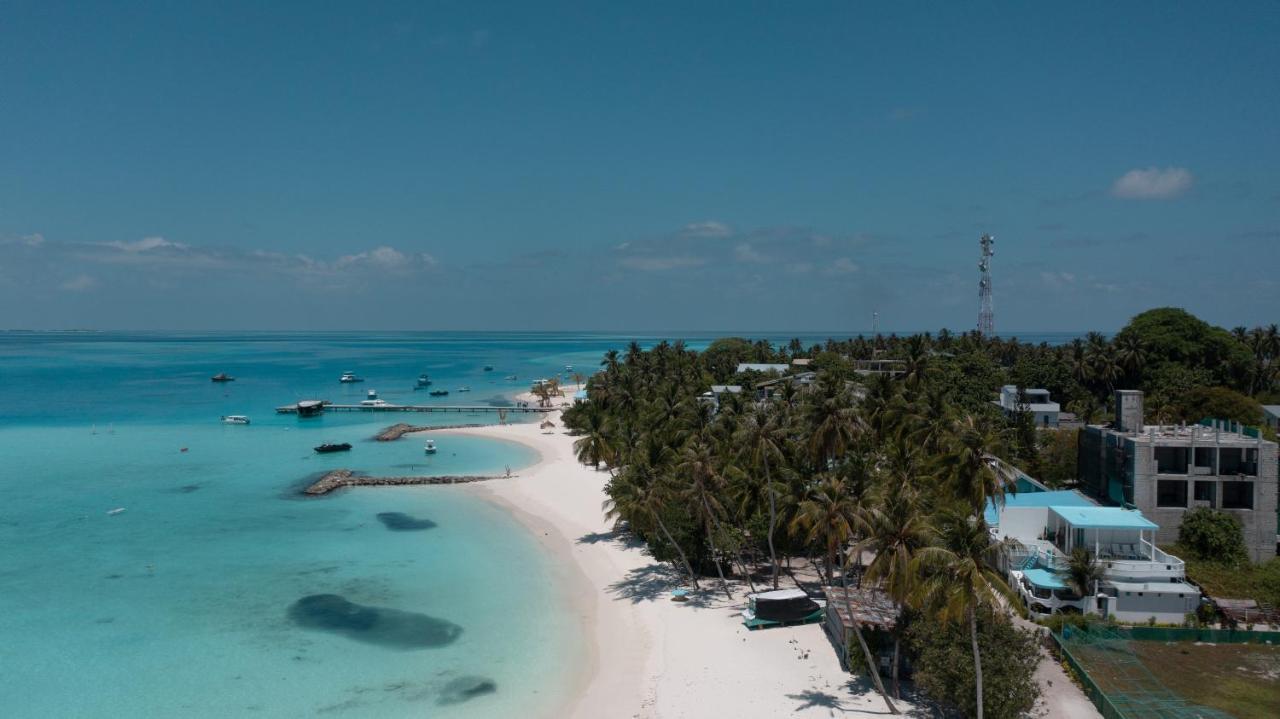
374,423,488,441
303,469,505,496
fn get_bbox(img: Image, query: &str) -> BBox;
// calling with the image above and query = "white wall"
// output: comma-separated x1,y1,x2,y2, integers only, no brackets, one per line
997,508,1049,543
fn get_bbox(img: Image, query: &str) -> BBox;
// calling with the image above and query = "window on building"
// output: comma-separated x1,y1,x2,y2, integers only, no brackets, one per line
1221,481,1254,510
1154,446,1189,474
1193,447,1216,473
1193,481,1216,506
1156,480,1187,507
1219,448,1256,476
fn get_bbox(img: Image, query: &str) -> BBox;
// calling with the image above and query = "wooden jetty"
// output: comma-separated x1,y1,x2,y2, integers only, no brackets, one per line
276,400,549,415
303,469,506,496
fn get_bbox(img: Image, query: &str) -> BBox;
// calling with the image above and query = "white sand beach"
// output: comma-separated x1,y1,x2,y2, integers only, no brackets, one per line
422,398,907,719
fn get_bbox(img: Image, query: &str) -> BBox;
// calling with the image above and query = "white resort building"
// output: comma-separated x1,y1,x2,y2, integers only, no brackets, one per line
989,487,1200,623
994,385,1062,428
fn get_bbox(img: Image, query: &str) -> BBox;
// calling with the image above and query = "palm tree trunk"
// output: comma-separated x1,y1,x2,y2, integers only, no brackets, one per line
700,495,733,600
891,635,900,699
841,553,898,714
764,458,779,589
655,513,699,589
970,606,984,719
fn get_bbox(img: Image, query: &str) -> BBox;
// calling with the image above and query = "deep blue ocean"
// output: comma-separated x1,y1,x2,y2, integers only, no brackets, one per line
0,330,1083,717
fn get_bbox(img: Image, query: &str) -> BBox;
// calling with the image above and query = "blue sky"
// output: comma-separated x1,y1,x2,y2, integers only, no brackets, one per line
1,1,1277,332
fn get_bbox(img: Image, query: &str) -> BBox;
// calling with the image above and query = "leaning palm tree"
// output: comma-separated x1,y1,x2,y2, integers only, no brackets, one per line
791,475,899,714
737,408,785,588
912,511,1019,719
676,439,734,600
857,477,932,699
604,466,700,589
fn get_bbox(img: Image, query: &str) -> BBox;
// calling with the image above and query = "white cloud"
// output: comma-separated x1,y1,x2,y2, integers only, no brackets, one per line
1111,167,1194,199
681,221,731,238
59,274,97,292
733,243,769,264
1039,271,1076,289
619,255,706,271
335,246,437,271
103,236,187,252
1,232,46,247
824,257,860,275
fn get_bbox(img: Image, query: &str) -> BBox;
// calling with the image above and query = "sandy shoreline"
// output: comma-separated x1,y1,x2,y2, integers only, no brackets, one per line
420,395,905,718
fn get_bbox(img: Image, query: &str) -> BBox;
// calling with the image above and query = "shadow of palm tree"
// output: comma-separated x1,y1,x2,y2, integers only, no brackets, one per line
786,682,905,716
606,563,681,604
576,528,646,550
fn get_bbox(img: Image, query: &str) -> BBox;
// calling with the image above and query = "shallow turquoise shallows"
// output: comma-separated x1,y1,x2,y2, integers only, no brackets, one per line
0,332,655,718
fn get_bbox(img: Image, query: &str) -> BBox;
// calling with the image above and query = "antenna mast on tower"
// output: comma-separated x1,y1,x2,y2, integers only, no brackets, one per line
977,234,995,337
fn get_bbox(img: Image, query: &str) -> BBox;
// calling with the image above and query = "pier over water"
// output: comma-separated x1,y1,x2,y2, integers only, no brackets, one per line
275,401,551,415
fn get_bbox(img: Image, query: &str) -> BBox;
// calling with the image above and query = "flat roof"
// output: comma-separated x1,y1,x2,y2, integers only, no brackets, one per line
736,363,789,373
1023,568,1067,590
1050,506,1158,530
1263,405,1280,418
985,490,1094,525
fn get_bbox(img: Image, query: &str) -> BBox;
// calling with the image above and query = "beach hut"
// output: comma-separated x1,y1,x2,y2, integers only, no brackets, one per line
540,419,556,434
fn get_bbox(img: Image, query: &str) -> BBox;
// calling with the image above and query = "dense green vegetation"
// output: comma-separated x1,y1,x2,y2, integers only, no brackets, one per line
1177,507,1249,566
907,615,1042,719
562,308,1276,717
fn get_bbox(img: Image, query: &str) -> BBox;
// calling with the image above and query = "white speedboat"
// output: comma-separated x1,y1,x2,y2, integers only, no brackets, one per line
415,373,432,388
339,371,364,383
221,415,250,425
423,439,437,455
360,398,390,407
504,374,518,381
366,389,378,400
457,386,471,392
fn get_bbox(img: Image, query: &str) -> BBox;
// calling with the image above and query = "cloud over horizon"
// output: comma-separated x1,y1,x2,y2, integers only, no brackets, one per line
1111,167,1194,199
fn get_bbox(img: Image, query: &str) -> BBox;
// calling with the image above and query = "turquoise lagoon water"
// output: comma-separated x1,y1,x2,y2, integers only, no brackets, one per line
0,332,645,718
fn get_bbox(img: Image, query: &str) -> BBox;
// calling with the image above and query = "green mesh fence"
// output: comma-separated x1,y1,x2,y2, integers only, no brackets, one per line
1053,626,1241,718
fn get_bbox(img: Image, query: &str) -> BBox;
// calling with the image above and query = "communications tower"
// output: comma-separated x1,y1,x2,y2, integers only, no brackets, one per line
977,234,995,337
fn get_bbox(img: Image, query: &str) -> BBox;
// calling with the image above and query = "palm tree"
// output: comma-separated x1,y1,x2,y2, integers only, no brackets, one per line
938,415,1015,516
676,439,734,600
1115,333,1147,385
737,408,787,587
791,475,860,584
791,475,899,714
912,511,1018,719
573,406,613,469
604,466,700,589
857,476,932,698
1066,547,1102,605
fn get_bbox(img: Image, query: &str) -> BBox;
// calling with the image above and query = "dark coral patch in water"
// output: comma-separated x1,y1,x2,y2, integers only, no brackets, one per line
376,512,438,531
437,676,497,705
287,594,461,649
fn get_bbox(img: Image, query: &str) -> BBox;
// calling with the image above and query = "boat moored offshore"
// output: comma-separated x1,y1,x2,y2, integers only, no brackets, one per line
423,439,437,454
220,415,250,425
211,372,235,382
339,371,364,383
